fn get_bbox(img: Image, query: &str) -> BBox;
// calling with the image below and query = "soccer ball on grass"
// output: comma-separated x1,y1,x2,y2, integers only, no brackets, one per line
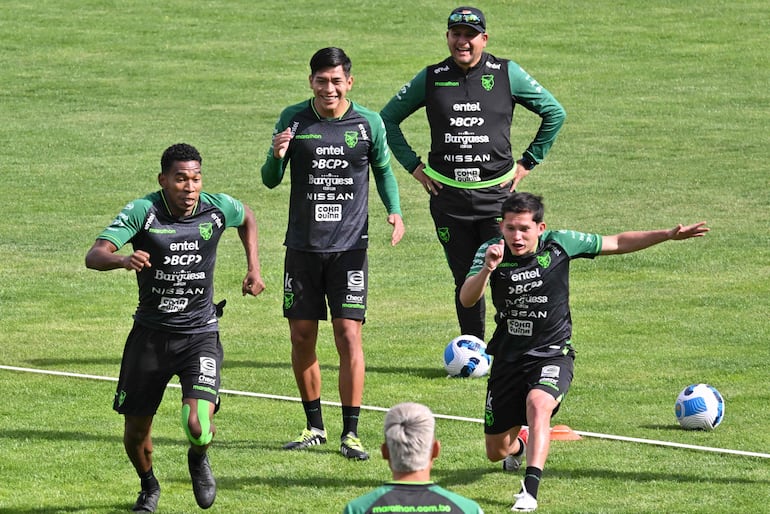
674,383,724,430
443,335,491,378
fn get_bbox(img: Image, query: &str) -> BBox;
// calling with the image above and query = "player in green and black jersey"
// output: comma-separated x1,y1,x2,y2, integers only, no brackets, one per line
86,143,265,512
380,6,566,340
261,47,404,462
343,403,483,514
460,192,708,511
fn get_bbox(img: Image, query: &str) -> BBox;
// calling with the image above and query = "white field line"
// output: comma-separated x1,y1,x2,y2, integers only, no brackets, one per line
3,364,769,459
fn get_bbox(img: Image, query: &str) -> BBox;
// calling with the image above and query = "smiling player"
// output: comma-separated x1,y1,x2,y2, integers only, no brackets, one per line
261,47,404,461
380,6,566,342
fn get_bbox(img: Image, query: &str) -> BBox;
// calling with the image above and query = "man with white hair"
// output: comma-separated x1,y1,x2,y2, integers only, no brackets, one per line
343,402,483,513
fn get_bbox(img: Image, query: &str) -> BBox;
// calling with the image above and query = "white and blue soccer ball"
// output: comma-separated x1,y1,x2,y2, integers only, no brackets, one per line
443,335,491,378
674,383,724,430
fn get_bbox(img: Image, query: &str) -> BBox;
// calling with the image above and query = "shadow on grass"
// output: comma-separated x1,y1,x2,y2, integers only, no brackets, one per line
545,465,770,486
223,359,448,379
25,357,119,367
0,506,128,514
4,429,178,446
639,423,688,431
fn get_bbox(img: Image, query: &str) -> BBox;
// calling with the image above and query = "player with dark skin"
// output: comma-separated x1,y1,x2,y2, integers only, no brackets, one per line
87,144,264,512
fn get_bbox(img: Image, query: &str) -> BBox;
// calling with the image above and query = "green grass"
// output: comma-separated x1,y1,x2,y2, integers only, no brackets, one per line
1,0,769,512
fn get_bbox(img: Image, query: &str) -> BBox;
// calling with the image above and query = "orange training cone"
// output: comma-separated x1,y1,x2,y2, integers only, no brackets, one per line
550,424,581,440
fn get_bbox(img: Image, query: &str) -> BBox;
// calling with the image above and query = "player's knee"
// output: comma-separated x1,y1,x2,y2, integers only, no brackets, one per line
124,416,152,444
181,400,214,446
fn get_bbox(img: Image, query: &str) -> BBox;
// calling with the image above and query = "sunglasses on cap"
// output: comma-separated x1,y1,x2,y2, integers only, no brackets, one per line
448,12,482,24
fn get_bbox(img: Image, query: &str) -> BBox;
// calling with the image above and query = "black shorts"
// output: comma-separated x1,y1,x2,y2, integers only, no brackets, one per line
283,248,368,321
113,322,223,416
484,351,575,435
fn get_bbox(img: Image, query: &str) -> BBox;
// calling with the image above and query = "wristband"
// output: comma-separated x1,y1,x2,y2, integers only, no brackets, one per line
520,156,537,170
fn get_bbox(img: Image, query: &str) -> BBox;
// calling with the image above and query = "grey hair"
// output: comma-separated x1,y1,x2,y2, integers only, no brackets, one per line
384,403,435,472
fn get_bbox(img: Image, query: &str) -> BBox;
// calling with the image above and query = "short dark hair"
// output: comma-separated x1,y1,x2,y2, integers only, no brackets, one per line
501,192,545,223
160,143,202,174
309,47,352,77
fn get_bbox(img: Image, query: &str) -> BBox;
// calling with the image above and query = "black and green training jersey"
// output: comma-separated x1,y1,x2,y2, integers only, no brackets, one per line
468,230,602,361
343,482,484,514
261,99,401,252
380,52,565,188
95,190,245,333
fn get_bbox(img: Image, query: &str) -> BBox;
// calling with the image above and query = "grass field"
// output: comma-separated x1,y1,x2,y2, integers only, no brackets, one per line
1,0,769,512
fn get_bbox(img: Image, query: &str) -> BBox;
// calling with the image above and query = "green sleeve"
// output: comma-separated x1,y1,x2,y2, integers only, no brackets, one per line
545,229,602,257
200,192,245,228
379,68,428,173
467,237,499,277
260,102,306,188
260,152,286,189
356,103,403,216
94,195,155,249
507,61,566,164
372,162,402,216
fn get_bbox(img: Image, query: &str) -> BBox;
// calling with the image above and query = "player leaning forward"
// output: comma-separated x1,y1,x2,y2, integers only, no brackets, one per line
261,47,404,460
460,192,708,512
86,143,265,511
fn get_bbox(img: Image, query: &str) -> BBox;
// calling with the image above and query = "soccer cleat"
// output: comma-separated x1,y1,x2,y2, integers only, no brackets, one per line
503,437,526,472
512,480,538,512
283,427,327,450
132,487,160,512
340,432,370,461
188,448,216,509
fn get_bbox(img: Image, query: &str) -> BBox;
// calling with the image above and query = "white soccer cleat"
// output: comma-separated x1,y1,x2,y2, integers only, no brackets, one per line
512,481,537,512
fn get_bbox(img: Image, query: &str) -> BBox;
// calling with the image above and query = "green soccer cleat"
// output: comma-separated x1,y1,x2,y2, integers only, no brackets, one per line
283,428,327,450
340,432,369,461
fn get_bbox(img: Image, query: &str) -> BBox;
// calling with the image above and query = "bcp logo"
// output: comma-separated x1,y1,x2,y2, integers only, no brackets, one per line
449,117,485,127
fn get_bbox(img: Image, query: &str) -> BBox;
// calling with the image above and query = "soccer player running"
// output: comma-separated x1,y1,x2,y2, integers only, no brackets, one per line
380,6,566,341
343,403,484,514
261,47,404,461
85,143,265,512
460,192,708,511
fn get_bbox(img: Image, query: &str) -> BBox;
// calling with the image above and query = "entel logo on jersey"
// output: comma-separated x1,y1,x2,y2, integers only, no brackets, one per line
453,102,481,112
316,145,344,155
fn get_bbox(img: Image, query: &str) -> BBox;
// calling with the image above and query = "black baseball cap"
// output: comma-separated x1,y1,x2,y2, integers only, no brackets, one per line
447,6,486,33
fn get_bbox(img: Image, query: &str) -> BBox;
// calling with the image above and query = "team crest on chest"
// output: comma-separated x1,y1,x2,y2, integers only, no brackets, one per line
481,74,495,91
199,222,213,240
537,252,552,269
344,131,358,148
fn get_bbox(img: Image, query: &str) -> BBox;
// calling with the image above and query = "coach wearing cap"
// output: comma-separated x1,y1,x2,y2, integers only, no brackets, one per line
381,6,566,342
